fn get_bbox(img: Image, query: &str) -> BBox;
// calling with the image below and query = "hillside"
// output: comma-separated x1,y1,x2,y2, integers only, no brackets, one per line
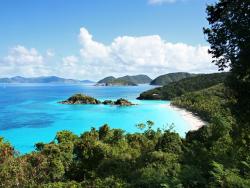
97,74,151,86
150,72,195,85
137,72,229,100
172,84,233,122
0,76,94,84
119,75,152,84
1,74,248,188
97,77,137,86
81,80,96,84
97,76,116,84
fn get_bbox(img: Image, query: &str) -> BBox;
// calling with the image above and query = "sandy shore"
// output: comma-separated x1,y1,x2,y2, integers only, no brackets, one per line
164,103,206,131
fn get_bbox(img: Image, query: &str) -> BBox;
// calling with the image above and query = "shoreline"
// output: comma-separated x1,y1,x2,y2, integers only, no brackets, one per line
164,103,206,131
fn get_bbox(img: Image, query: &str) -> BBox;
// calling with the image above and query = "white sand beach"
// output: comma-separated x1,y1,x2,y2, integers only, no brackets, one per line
164,103,206,131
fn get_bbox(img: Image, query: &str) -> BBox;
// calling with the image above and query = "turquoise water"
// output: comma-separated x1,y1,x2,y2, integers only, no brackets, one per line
0,83,189,154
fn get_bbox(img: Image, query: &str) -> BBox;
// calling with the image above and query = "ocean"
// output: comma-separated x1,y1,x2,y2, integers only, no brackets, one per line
0,83,190,154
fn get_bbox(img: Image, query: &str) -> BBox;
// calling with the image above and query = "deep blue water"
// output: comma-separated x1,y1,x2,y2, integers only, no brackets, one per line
0,83,190,154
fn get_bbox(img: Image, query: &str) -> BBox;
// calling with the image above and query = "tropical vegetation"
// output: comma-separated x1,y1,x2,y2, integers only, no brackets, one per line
150,72,195,85
0,0,250,187
137,72,228,100
97,75,152,86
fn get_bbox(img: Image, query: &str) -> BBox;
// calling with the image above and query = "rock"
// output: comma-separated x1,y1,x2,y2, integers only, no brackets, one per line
59,94,134,106
103,100,115,105
114,98,134,106
59,94,101,104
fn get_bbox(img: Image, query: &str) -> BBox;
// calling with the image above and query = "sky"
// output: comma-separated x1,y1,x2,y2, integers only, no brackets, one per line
0,0,218,81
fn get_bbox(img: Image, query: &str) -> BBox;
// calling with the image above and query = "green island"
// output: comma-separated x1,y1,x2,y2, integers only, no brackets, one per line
0,1,250,187
96,75,152,86
59,94,102,104
59,94,134,106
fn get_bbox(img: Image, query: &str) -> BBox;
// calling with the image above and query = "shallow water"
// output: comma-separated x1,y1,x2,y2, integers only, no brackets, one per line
0,83,189,153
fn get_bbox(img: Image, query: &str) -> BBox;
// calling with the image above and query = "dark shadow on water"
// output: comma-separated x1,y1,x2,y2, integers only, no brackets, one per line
0,113,55,130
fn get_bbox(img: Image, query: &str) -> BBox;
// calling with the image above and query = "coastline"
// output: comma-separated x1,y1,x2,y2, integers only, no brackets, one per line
164,103,206,131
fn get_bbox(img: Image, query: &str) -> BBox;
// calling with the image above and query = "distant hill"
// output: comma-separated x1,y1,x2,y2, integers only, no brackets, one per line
150,72,196,85
97,75,152,86
97,76,137,86
137,72,229,100
0,76,95,84
97,76,116,84
81,80,96,84
119,75,152,84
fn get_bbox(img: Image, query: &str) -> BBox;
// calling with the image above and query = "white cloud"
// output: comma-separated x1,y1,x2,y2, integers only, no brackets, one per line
1,45,50,77
0,28,217,80
62,55,79,66
148,0,178,5
78,27,216,79
46,49,55,57
4,45,43,65
79,27,110,61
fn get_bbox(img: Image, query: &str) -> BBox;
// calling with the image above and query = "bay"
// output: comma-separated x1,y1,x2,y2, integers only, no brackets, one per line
0,83,190,153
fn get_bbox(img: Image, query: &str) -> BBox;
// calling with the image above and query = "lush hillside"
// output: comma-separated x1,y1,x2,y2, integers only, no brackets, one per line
97,75,151,86
1,0,249,187
97,76,116,84
1,73,249,188
137,72,229,100
150,72,196,85
172,84,234,122
0,121,185,187
97,76,137,86
0,76,94,84
119,75,152,84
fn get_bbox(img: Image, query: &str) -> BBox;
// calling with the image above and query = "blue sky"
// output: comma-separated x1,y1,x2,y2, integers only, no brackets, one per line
0,0,218,80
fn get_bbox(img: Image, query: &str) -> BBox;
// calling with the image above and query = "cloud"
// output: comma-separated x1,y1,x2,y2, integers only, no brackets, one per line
46,49,55,57
148,0,178,5
62,55,79,66
1,45,50,77
79,27,110,61
4,45,43,65
0,28,217,80
78,27,216,79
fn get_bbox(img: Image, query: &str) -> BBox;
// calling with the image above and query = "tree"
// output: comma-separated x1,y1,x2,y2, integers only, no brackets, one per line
204,0,250,140
155,130,182,155
204,0,250,182
99,124,110,140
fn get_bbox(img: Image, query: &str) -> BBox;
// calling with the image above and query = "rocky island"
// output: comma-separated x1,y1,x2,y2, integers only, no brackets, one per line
59,94,134,106
59,94,101,104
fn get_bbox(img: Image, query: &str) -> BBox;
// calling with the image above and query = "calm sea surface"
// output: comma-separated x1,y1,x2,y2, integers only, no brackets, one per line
0,83,190,153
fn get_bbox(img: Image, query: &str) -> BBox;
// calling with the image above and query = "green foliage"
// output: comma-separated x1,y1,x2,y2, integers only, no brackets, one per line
138,72,229,100
155,130,183,154
56,130,78,144
0,137,14,163
108,78,137,86
1,1,250,187
150,72,195,85
0,123,186,187
209,161,250,188
172,84,234,122
118,74,152,84
97,74,152,85
65,93,101,104
204,1,250,187
97,76,137,86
